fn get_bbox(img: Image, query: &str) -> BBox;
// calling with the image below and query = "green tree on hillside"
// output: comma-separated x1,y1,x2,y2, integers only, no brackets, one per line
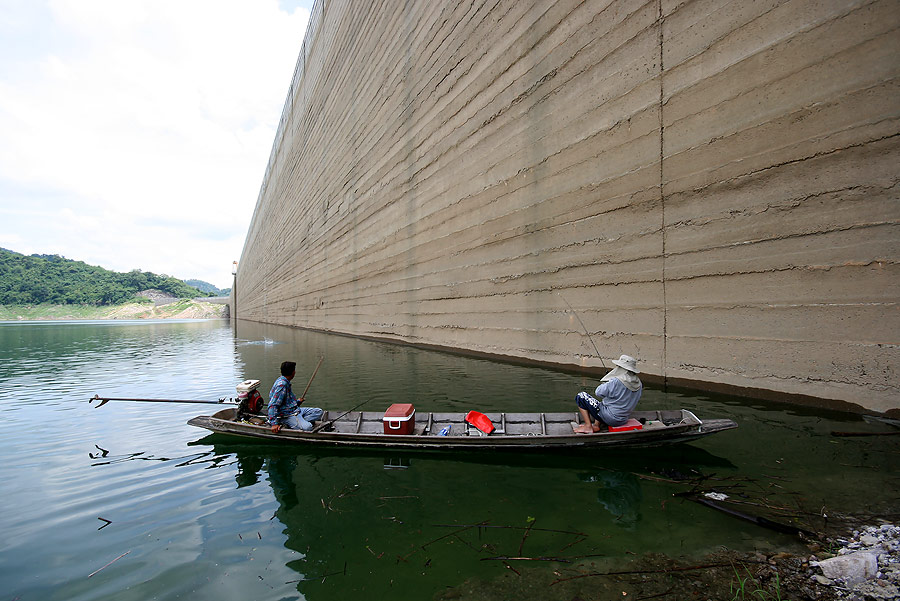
0,248,202,306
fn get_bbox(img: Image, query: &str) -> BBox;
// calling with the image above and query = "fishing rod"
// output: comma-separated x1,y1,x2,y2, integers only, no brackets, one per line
90,394,235,408
311,399,372,433
300,356,324,399
557,292,608,368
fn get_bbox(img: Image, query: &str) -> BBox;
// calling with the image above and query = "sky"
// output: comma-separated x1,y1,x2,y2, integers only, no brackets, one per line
0,0,314,289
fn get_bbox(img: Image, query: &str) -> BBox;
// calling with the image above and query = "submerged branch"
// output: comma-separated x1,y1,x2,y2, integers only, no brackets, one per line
422,521,489,550
832,430,900,437
688,496,815,537
518,518,535,556
431,523,587,537
550,562,733,585
285,562,348,584
483,555,572,563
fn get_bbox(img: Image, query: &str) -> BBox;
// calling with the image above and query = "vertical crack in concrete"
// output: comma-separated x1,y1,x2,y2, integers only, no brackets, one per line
658,0,668,388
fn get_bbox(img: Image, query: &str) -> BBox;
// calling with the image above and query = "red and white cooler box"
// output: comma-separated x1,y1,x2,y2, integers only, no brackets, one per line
383,403,416,435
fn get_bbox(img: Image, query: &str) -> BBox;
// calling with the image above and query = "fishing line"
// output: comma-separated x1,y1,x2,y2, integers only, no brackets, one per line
558,292,607,368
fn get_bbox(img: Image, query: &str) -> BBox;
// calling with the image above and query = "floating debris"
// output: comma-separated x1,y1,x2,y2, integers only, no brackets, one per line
703,492,729,501
87,550,130,578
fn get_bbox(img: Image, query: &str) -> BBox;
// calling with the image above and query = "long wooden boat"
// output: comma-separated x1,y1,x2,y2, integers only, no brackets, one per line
187,408,737,450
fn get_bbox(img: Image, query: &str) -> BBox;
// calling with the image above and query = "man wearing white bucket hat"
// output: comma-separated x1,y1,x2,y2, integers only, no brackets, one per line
574,354,642,434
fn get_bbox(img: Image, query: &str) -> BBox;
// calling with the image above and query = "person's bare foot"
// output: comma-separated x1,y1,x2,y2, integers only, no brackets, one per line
573,424,600,434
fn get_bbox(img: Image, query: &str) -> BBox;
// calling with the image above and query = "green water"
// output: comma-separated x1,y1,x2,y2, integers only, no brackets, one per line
0,319,896,600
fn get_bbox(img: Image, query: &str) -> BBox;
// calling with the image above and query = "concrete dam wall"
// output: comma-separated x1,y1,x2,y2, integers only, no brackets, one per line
234,0,899,413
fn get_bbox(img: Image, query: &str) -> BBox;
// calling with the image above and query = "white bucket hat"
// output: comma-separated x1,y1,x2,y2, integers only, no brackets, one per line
611,354,639,373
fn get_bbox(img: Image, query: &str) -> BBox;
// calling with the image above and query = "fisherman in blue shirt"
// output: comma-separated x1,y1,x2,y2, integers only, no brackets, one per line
574,354,642,434
268,361,324,433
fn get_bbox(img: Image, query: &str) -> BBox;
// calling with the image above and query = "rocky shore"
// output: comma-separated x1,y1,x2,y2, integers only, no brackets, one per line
106,299,227,319
808,523,900,599
683,519,900,600
437,516,900,600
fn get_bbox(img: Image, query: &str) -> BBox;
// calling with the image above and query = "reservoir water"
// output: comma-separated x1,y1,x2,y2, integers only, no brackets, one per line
1,319,897,600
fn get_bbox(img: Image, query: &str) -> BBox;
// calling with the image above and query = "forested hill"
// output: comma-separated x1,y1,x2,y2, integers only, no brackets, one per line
0,248,202,305
184,279,230,296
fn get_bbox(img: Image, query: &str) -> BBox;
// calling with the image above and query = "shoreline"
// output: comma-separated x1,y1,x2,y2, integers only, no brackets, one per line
0,300,227,321
439,513,900,600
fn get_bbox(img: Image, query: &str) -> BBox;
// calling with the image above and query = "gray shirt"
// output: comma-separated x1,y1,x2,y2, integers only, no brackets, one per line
595,378,642,425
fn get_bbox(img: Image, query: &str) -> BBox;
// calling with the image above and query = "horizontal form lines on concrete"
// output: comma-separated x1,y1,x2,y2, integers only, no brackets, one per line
236,0,900,410
248,1,668,304
662,12,899,193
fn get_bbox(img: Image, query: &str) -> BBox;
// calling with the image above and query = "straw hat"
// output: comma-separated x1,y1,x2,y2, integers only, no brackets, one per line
611,354,639,373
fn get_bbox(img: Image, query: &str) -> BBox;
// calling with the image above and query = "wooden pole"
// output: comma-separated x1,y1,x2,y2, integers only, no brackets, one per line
90,394,232,407
300,356,324,399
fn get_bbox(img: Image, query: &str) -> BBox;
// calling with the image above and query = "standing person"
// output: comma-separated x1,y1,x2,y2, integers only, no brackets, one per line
268,361,324,433
574,354,642,434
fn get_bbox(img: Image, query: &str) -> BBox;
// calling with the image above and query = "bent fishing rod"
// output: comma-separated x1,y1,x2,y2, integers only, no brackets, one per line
311,399,372,433
557,292,608,368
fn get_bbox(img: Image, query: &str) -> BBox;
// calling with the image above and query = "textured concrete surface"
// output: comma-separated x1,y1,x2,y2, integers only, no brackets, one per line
234,0,899,412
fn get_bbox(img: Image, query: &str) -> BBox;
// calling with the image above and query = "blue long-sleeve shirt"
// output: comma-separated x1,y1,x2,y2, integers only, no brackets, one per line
267,376,300,425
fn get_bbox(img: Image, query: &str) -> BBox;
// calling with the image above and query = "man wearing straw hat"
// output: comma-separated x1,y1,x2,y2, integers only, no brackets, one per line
573,354,642,434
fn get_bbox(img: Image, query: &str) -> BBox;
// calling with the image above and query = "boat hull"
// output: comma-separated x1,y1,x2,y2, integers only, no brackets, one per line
188,408,737,450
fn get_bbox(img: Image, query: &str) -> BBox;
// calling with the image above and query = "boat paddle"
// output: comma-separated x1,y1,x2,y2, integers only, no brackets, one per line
311,399,372,433
89,394,235,408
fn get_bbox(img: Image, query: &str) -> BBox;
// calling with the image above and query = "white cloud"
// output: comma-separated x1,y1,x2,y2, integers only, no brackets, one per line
0,0,310,288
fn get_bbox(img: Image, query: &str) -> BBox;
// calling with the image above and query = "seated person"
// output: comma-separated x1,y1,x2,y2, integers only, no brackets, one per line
268,361,324,433
574,354,642,434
